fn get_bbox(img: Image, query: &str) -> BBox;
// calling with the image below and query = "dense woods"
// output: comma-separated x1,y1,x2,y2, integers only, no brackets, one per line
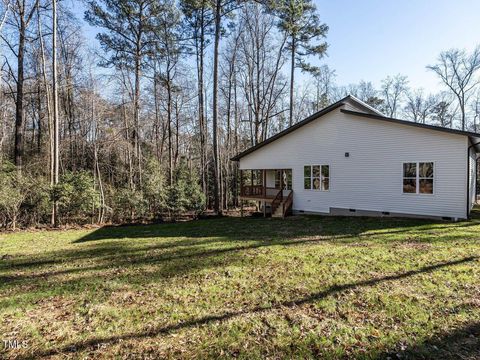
0,0,479,229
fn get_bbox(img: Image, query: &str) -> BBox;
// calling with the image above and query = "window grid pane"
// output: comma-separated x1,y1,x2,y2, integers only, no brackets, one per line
419,179,433,194
403,162,434,194
403,179,416,193
321,165,329,177
419,162,434,178
304,178,311,189
304,166,311,177
403,163,417,177
322,177,329,191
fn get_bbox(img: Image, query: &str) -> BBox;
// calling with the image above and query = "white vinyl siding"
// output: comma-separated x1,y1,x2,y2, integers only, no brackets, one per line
240,102,469,219
469,145,477,211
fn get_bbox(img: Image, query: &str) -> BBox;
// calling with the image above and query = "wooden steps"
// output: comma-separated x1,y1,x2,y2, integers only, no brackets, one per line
272,200,287,218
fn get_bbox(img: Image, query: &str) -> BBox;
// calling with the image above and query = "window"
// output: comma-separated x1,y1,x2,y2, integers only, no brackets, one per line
275,170,292,190
403,162,434,194
252,170,262,186
304,165,329,191
322,165,330,191
403,163,417,193
419,162,434,194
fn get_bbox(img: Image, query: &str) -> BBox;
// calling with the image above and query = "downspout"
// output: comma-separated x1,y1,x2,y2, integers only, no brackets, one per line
466,141,480,219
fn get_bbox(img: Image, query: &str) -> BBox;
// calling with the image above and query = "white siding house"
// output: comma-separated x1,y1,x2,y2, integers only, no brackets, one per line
232,96,480,220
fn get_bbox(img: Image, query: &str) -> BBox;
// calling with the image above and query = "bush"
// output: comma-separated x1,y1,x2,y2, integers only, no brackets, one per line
54,171,100,224
0,162,30,229
21,177,52,226
143,158,167,219
166,161,206,219
111,187,147,223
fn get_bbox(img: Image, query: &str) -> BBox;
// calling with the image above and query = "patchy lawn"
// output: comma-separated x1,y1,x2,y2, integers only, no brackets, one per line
0,212,479,359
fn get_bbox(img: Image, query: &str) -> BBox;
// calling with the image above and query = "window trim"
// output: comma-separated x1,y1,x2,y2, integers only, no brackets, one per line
304,164,330,192
401,161,435,196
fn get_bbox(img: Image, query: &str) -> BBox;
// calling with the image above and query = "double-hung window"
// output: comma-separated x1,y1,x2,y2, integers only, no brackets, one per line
304,165,329,191
402,162,434,194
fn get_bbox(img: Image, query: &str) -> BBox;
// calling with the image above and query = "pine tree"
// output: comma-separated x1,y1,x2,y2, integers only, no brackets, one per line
274,0,328,126
85,0,159,187
180,0,214,196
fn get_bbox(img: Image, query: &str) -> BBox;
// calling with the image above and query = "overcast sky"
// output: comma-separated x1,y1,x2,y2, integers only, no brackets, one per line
72,0,480,94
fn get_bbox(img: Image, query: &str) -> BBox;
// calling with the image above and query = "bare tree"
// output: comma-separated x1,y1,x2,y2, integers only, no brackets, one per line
380,74,408,118
427,47,480,131
212,0,237,214
52,0,59,226
311,64,335,111
471,89,480,133
336,80,383,109
236,2,287,145
430,92,457,128
180,0,214,196
1,0,40,170
404,89,435,124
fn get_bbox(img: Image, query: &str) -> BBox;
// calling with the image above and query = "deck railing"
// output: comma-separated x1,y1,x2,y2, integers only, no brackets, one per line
241,185,278,197
282,190,293,217
241,185,264,197
271,189,283,214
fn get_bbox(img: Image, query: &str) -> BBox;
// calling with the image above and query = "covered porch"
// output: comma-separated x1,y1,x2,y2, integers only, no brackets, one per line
239,169,293,218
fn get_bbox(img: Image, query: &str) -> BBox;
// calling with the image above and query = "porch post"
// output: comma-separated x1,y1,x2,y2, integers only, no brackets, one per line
263,169,266,197
280,169,284,200
240,169,244,197
240,169,244,217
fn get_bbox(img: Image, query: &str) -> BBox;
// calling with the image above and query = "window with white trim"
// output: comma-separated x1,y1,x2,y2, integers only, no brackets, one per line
403,162,434,194
304,165,329,191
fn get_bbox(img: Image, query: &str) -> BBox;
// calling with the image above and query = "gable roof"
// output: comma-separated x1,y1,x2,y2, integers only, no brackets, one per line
231,96,355,161
231,95,480,161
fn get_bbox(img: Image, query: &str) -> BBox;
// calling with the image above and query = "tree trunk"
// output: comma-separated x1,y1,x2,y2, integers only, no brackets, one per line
134,49,142,186
52,0,60,227
196,6,208,197
212,0,222,214
289,38,295,127
37,4,53,188
14,17,26,170
167,67,173,185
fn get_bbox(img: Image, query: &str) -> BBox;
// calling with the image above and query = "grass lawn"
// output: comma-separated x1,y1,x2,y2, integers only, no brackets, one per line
1,213,479,359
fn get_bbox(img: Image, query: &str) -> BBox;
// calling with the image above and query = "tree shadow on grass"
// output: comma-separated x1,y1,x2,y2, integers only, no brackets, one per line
1,216,431,273
1,215,478,294
0,227,396,295
376,321,480,359
16,255,478,360
74,215,445,243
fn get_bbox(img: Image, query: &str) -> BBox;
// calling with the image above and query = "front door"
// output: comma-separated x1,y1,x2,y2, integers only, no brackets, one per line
275,169,292,191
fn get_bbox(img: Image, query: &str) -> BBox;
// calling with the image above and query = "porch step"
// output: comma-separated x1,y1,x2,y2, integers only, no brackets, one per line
272,201,286,218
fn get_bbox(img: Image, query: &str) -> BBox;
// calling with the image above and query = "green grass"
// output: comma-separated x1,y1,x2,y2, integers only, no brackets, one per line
0,212,479,359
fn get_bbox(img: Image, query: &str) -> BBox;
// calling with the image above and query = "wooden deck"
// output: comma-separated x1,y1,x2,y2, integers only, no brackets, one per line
239,193,277,202
239,170,293,217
